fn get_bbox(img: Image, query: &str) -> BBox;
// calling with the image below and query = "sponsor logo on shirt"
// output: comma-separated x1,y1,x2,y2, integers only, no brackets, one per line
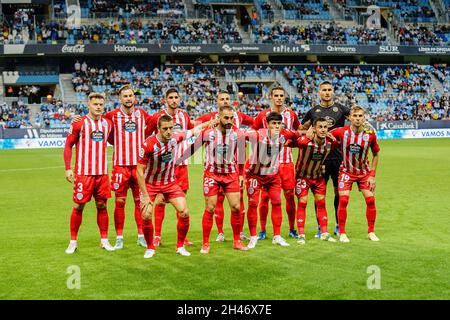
161,152,173,163
90,130,105,142
349,144,362,154
124,120,137,132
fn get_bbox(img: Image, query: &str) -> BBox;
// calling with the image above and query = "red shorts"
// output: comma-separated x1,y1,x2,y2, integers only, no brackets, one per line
175,165,189,192
111,165,140,198
279,162,296,190
295,176,327,198
145,181,186,202
203,171,240,197
73,175,111,204
338,171,372,192
246,173,281,197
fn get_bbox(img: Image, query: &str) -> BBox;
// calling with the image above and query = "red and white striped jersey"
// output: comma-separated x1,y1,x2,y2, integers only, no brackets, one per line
138,132,191,185
290,135,338,179
104,107,151,167
195,111,254,129
252,108,300,164
331,126,380,175
64,115,112,176
246,129,297,176
147,109,194,166
197,127,247,174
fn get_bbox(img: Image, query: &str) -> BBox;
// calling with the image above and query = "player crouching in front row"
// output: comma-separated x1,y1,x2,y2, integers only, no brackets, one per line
64,92,115,254
136,115,209,259
329,106,380,242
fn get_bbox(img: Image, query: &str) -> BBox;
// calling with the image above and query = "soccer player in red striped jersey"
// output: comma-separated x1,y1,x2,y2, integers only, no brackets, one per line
104,85,153,250
329,106,380,242
188,105,249,253
252,87,300,240
136,115,206,258
288,118,339,244
146,88,194,248
245,112,298,249
194,91,253,243
63,92,115,254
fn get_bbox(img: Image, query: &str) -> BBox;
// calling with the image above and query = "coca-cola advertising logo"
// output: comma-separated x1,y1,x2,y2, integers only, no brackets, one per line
61,44,85,53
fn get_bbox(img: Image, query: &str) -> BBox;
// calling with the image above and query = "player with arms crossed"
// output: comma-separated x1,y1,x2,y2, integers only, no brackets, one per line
64,92,115,254
253,87,300,240
301,81,350,238
136,115,208,258
195,91,254,242
146,88,194,248
245,112,298,249
288,117,339,244
329,106,380,243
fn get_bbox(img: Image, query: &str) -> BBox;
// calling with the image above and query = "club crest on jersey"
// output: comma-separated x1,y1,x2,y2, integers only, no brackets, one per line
114,183,120,190
139,147,145,158
153,145,160,152
209,133,216,141
90,130,105,142
363,134,370,142
248,187,254,195
124,120,137,132
135,110,141,117
349,144,362,154
333,107,339,112
203,187,209,194
279,135,286,144
229,133,237,141
102,119,108,127
315,109,321,113
325,116,335,127
170,139,177,147
76,193,83,201
339,182,345,189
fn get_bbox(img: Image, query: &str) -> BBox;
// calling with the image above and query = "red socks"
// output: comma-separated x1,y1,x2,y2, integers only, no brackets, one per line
134,200,143,235
315,198,328,234
338,195,349,234
284,190,296,231
154,204,165,237
96,206,109,239
142,219,154,250
215,193,225,234
230,210,241,241
177,214,190,248
239,189,245,233
70,207,83,240
258,191,270,232
114,200,125,236
247,193,259,237
296,202,307,235
202,210,214,244
365,196,377,233
271,203,282,236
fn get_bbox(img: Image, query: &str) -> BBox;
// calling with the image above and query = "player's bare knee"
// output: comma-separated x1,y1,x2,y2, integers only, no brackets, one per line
179,208,189,218
116,197,126,205
299,197,308,205
74,203,85,211
284,189,294,198
230,204,241,213
95,201,107,209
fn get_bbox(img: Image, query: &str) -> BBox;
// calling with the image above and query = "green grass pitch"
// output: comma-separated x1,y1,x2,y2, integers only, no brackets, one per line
0,138,449,300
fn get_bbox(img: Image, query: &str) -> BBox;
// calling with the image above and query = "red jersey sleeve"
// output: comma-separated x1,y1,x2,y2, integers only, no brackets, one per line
238,112,255,127
330,127,345,141
103,110,114,121
63,121,82,170
145,113,159,137
252,112,265,130
291,111,300,130
138,139,152,166
195,113,213,124
370,133,380,154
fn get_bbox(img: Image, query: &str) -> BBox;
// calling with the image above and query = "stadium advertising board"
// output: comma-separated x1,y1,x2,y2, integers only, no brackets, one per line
376,121,418,130
0,128,70,139
0,138,66,149
377,129,450,140
3,44,450,56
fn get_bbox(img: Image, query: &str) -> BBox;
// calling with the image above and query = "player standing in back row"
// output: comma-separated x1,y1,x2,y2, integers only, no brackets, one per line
63,92,115,254
301,81,350,238
253,87,300,240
